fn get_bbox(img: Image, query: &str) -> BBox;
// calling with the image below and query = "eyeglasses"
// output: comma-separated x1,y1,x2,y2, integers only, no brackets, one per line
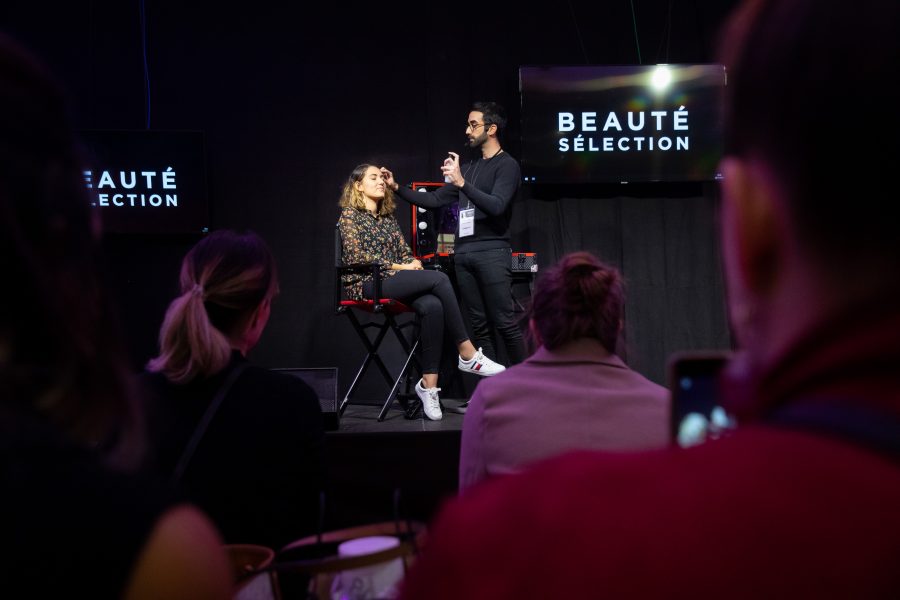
466,121,486,132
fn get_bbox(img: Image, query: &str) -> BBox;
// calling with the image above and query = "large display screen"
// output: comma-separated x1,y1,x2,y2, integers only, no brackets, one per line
79,130,209,234
519,64,726,183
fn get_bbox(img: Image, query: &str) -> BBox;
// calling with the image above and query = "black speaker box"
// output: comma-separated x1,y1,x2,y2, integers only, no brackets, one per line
271,367,340,431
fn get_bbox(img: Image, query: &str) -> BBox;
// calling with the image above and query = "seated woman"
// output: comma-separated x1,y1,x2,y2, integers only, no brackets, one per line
338,164,505,420
142,229,326,550
0,34,230,598
458,251,670,491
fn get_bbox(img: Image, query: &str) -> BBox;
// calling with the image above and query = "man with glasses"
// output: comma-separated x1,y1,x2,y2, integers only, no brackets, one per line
384,101,527,368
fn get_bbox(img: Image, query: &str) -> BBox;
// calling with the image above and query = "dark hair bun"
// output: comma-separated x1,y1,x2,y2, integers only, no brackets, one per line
531,251,625,352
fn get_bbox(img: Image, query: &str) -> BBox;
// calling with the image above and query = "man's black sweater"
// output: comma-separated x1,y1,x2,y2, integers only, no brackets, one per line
395,151,521,254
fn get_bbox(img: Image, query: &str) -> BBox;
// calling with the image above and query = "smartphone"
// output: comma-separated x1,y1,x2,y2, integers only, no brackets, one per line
667,350,736,448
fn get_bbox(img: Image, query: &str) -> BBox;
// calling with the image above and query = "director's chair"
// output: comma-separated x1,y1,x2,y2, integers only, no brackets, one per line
335,226,421,421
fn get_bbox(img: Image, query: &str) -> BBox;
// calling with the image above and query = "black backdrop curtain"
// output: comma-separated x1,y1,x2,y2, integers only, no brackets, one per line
515,183,731,384
2,0,738,392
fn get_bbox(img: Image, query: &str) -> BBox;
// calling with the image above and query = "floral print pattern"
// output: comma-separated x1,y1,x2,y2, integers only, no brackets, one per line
338,206,412,300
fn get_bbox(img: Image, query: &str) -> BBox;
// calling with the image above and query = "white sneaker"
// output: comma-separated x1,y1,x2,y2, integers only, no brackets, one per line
458,348,506,377
415,379,443,421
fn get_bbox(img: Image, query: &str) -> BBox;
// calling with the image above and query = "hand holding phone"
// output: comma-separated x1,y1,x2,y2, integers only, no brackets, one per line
667,350,736,447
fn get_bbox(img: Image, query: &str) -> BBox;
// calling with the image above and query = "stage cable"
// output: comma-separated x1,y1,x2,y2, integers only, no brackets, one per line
629,0,643,64
656,0,675,63
139,0,151,129
666,0,673,61
90,0,96,126
567,0,591,64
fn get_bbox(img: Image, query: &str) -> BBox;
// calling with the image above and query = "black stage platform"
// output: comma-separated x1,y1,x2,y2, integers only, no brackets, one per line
334,399,468,433
320,400,467,531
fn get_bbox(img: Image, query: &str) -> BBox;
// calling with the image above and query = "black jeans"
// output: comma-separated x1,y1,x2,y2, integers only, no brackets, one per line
453,247,527,365
362,270,468,374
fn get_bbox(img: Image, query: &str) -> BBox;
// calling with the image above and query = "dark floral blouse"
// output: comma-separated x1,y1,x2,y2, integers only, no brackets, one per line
338,206,413,300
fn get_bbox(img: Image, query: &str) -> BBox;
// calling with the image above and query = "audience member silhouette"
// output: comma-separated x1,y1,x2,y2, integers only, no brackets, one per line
0,33,231,598
399,0,900,597
459,251,668,491
142,229,326,550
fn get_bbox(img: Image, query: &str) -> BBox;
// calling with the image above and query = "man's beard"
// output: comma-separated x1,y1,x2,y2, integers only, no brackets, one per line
467,131,488,148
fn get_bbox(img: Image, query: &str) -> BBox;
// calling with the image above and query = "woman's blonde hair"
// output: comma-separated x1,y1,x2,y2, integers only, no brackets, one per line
147,230,278,384
339,163,395,216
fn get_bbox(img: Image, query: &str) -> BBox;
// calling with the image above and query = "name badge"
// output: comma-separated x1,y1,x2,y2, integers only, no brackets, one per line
459,208,475,238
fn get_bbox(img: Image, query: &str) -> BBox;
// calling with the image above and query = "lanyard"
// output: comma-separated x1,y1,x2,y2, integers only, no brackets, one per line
461,148,503,209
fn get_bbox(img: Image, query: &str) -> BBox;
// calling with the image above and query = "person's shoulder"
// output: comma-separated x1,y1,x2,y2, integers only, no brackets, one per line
609,357,668,397
443,439,742,523
339,205,360,218
468,360,527,404
497,151,520,169
629,369,670,399
446,425,853,522
485,352,551,386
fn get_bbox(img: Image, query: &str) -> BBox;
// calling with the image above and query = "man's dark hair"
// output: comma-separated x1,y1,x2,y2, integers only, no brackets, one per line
472,101,507,136
718,0,900,270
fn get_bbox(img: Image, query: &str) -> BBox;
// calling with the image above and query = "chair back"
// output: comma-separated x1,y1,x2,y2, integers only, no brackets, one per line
224,544,279,600
275,520,426,599
335,225,345,310
334,224,385,307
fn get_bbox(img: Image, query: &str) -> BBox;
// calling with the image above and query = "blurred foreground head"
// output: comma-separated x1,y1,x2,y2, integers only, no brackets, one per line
716,0,900,357
0,34,139,467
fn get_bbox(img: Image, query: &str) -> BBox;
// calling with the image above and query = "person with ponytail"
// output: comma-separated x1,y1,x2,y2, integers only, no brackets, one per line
458,251,669,491
142,229,326,550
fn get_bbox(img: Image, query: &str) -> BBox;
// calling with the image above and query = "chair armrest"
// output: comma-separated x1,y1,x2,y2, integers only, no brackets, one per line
339,262,379,272
336,263,385,307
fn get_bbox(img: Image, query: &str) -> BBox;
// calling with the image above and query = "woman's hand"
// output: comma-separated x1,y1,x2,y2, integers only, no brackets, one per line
380,167,399,192
394,259,423,271
440,152,464,187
